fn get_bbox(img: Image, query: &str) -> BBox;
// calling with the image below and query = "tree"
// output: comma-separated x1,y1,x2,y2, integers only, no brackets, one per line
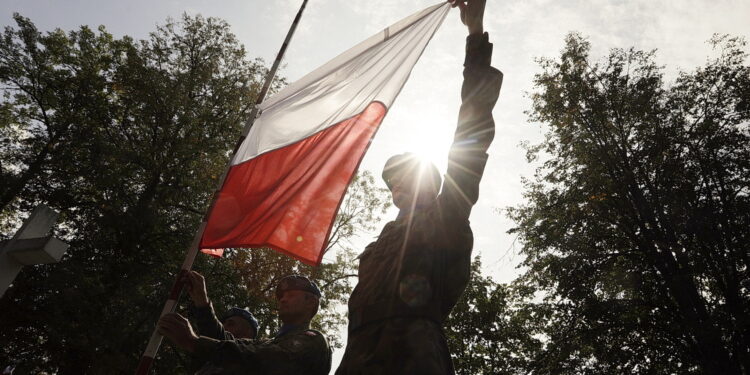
445,256,543,375
0,13,265,374
508,34,750,374
0,14,132,229
0,14,391,374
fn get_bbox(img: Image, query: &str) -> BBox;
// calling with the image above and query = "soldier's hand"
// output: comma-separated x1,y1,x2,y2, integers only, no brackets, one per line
183,271,210,307
448,0,485,36
158,313,199,353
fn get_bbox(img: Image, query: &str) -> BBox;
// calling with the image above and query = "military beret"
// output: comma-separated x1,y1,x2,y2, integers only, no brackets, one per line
382,152,442,191
221,307,260,332
275,275,322,299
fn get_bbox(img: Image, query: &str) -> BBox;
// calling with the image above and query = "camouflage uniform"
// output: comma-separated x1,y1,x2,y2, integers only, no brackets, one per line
192,322,331,375
190,303,240,341
189,304,259,372
335,32,503,375
192,276,331,375
188,303,234,372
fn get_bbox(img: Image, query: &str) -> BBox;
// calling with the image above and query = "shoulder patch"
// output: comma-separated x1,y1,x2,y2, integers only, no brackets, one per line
304,330,318,337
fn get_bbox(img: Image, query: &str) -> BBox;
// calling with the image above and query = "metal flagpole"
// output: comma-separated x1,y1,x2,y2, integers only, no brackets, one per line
134,1,310,373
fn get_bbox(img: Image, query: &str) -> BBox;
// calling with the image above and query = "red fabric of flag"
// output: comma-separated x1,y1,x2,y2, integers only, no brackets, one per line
201,102,386,265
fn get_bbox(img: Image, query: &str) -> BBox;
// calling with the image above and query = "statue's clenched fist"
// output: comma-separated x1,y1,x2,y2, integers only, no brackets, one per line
448,0,486,35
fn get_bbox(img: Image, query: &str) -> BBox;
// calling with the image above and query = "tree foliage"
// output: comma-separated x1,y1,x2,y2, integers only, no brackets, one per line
507,33,750,374
445,256,543,375
0,14,390,374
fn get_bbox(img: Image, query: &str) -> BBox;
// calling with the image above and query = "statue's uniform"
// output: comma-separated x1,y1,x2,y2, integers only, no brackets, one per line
192,323,331,375
335,32,503,375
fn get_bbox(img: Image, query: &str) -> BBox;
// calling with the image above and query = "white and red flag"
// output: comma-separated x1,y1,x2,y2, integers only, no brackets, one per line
200,3,450,265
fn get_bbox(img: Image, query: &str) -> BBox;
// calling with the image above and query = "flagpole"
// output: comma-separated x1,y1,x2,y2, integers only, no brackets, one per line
134,1,309,373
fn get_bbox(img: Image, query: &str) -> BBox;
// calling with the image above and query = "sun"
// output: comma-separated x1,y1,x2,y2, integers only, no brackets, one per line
408,128,451,174
384,109,455,176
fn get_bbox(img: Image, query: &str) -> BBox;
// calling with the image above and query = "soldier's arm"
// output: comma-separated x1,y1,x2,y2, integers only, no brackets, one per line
193,331,329,372
183,271,233,340
189,302,234,340
439,32,503,221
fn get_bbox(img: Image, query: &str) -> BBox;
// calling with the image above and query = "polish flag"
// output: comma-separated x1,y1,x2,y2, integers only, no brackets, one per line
200,3,450,265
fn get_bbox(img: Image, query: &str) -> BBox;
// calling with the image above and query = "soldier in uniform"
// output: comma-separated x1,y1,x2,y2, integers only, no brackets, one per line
158,275,332,375
184,270,260,340
183,271,260,372
335,0,503,374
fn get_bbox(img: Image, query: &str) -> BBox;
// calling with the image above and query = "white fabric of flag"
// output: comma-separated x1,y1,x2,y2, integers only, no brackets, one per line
201,2,450,265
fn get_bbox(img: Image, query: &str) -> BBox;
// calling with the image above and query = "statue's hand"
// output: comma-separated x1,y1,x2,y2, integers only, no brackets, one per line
449,0,485,36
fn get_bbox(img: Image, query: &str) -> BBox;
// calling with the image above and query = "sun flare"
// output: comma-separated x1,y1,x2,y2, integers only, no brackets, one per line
407,127,451,174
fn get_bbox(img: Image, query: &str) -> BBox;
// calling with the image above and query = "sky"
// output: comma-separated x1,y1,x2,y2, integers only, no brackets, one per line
2,0,749,371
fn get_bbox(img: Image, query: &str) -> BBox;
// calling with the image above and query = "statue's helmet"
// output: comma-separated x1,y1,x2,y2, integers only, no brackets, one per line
382,153,442,193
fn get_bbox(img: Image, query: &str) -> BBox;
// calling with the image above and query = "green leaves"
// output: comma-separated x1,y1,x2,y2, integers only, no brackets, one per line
445,257,544,375
509,33,750,374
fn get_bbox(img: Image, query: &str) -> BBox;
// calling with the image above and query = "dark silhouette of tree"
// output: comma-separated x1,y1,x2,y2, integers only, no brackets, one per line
508,33,750,374
445,256,543,375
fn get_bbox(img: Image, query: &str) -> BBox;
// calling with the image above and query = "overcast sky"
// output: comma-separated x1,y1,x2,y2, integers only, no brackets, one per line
3,0,749,371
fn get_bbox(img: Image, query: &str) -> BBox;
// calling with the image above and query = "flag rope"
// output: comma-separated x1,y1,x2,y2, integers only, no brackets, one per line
134,1,309,373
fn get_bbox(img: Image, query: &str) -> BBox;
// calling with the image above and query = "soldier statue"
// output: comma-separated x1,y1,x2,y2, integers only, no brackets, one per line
335,0,503,373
